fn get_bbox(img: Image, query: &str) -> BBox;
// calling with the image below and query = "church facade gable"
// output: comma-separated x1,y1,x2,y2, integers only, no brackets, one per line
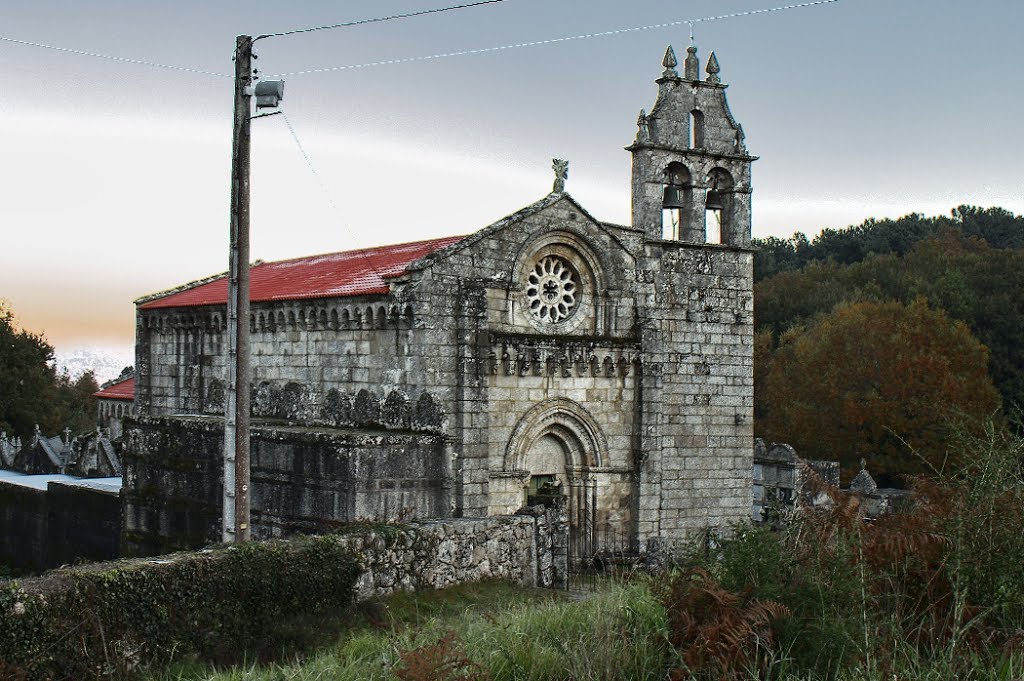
406,194,642,545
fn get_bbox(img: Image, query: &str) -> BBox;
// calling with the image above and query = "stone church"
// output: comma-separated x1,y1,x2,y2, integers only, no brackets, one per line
126,45,754,554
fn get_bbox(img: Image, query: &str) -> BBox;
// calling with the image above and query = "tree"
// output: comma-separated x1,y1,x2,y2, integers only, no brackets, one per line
0,302,59,438
756,300,1001,484
54,370,100,434
754,231,1024,417
751,205,1024,282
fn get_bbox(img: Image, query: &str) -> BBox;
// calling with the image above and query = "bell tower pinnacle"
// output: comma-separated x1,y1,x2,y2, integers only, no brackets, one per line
627,45,756,245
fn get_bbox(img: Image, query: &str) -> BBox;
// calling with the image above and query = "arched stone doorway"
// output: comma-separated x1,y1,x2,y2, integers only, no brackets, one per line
502,398,608,546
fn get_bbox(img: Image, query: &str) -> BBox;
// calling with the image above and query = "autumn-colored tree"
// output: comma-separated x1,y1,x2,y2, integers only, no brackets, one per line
756,299,1001,484
752,329,776,423
755,231,1024,422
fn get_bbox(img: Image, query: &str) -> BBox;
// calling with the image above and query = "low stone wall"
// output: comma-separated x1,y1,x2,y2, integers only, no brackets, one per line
337,509,566,598
0,478,122,571
1,513,567,678
122,416,451,557
47,482,122,568
0,482,47,571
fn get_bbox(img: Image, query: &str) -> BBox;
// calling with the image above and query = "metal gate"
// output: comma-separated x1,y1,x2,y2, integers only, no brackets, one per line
566,525,639,592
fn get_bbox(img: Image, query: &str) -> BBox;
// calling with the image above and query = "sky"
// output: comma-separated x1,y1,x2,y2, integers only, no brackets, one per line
1,0,1021,360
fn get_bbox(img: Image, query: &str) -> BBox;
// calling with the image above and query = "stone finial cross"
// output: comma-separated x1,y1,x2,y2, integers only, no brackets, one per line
705,51,721,84
662,45,678,77
635,109,650,144
552,158,569,193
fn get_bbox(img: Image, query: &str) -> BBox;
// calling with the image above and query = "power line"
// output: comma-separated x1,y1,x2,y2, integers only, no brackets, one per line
273,0,840,77
0,1,509,79
278,110,386,281
279,110,338,214
1,0,838,81
257,0,507,40
0,35,230,78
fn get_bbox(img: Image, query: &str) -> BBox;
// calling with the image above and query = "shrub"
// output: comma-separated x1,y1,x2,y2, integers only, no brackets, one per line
678,421,1024,678
0,536,361,680
657,566,790,680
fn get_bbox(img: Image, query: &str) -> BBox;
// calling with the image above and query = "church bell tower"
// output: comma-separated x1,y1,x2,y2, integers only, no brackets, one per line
628,45,756,245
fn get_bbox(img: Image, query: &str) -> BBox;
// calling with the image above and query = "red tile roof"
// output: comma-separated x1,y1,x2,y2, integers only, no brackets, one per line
138,236,465,310
94,376,135,401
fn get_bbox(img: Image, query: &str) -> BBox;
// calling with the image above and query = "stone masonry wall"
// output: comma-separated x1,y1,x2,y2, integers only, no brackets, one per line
341,508,567,599
408,196,644,540
135,296,441,424
637,243,754,542
122,416,450,557
8,511,568,640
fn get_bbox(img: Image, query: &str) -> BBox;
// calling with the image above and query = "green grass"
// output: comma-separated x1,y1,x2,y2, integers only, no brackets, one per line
148,573,1024,681
151,580,671,681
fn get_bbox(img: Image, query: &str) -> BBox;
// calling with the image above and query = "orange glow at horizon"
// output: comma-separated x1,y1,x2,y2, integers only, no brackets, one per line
2,281,135,351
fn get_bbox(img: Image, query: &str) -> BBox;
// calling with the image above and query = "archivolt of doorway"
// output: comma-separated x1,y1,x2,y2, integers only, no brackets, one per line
502,398,609,544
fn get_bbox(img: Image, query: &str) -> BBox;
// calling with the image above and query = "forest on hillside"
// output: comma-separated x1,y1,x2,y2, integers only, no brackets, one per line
753,205,1024,485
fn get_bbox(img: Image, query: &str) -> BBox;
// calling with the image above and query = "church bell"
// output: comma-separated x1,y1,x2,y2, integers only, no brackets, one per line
705,188,725,212
662,185,686,209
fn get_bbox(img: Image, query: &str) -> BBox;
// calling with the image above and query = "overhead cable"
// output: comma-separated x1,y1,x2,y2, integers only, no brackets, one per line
278,110,386,281
273,0,840,77
257,0,506,40
0,35,231,78
1,0,837,81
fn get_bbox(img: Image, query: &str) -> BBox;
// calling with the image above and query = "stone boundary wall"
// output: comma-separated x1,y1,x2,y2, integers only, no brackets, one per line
339,508,567,599
0,511,566,679
9,510,566,599
0,481,47,571
0,479,122,571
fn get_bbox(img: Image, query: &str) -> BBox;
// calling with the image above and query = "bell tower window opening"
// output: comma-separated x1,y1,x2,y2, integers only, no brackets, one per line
663,207,681,240
661,162,691,240
705,203,722,244
689,110,704,149
704,168,733,244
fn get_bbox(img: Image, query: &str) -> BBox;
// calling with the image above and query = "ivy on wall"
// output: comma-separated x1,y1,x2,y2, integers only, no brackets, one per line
0,536,361,680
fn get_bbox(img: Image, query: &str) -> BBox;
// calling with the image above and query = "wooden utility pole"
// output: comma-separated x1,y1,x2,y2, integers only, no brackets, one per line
224,34,252,543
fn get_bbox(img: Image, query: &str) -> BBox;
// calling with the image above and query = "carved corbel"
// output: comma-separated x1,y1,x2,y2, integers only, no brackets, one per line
517,351,530,376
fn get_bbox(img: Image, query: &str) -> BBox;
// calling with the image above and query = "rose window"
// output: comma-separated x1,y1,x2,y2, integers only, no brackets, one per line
526,256,578,323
